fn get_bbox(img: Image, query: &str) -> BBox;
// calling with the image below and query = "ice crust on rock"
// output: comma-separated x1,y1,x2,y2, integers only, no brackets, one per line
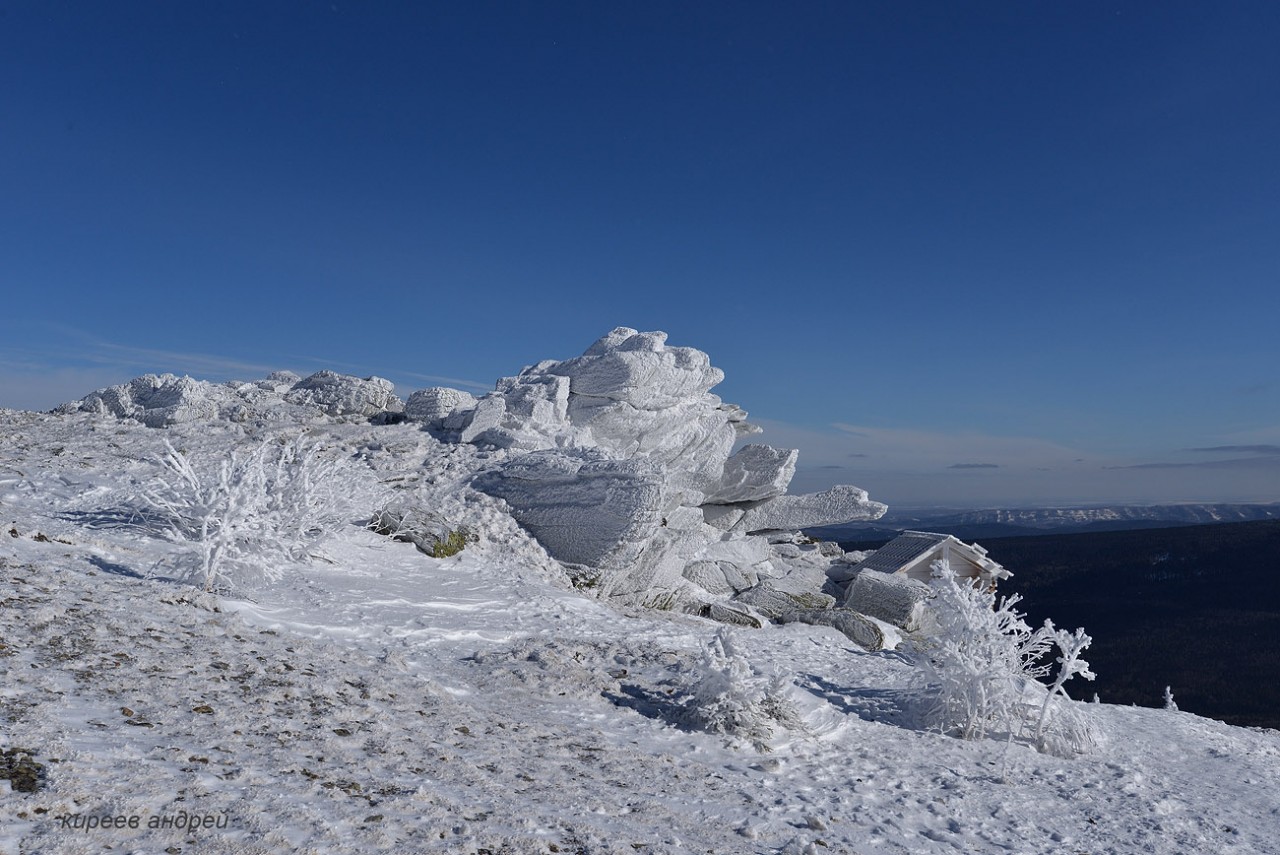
59,374,246,427
843,570,933,632
738,484,887,533
61,369,405,425
546,329,725,410
463,328,886,609
283,370,402,417
404,387,478,428
704,444,798,504
473,449,669,571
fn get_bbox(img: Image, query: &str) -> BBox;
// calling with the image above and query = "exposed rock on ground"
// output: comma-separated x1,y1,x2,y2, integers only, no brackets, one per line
843,570,934,632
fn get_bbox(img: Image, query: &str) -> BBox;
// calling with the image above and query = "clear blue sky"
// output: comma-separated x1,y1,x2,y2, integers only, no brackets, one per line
3,2,1278,507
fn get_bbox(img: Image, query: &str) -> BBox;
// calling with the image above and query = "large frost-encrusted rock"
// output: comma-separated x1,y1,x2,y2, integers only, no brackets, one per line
454,328,742,498
284,371,401,418
443,327,889,608
59,374,242,427
843,570,933,632
733,581,836,618
547,329,725,410
462,375,571,449
703,444,798,504
738,485,887,532
780,609,887,651
473,449,669,571
564,395,735,501
256,370,301,393
404,387,478,428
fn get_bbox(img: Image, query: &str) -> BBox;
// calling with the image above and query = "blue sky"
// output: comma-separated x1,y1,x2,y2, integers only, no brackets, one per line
3,2,1278,507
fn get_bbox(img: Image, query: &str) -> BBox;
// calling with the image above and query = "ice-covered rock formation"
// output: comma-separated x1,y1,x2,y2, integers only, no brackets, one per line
58,370,403,425
57,373,247,427
404,387,477,429
473,449,668,570
55,328,889,633
283,371,402,418
451,327,887,608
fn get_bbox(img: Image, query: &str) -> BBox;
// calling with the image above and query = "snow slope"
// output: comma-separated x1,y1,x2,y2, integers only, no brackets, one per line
3,407,1280,854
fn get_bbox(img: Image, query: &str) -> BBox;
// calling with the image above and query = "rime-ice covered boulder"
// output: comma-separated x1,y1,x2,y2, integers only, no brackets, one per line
780,609,887,651
704,444,798,504
284,371,402,418
404,387,478,428
682,561,759,597
734,581,836,618
737,484,887,533
458,328,743,499
473,449,669,571
371,503,474,557
59,374,242,427
256,370,302,393
843,570,933,632
458,327,888,607
546,328,725,410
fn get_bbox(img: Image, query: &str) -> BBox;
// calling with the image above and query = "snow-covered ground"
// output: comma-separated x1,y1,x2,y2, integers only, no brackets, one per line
4,407,1280,855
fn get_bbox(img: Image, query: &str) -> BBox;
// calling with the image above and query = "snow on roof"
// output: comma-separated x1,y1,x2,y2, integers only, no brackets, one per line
854,531,951,574
855,530,1008,579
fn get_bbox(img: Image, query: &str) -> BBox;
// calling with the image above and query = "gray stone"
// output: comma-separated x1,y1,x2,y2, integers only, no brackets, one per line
706,602,766,629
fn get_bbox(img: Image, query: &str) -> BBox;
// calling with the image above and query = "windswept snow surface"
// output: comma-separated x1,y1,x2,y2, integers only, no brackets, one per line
3,408,1280,854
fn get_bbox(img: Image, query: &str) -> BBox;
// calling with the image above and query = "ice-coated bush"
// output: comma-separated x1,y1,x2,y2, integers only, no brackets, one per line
137,436,377,592
678,628,805,751
916,559,1099,756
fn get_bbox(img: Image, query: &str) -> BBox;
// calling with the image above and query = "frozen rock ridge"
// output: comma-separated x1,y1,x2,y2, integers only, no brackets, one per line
57,328,888,624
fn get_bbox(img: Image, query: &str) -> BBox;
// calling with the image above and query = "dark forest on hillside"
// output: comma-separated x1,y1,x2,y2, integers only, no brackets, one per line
841,520,1280,730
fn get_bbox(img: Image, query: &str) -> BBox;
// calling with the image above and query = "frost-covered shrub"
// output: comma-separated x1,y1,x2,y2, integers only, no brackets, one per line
916,559,1099,756
138,436,376,592
678,628,805,751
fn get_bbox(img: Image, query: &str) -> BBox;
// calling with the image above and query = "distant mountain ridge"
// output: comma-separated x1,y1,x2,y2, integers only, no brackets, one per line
809,503,1280,541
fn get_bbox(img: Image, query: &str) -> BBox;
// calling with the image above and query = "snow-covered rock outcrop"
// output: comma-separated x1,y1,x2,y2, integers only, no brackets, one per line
57,373,241,427
55,328,888,623
58,370,403,424
283,370,402,417
404,387,477,428
450,327,886,608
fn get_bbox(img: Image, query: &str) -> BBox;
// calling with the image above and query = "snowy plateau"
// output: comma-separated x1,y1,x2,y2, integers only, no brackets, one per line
2,328,1278,855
